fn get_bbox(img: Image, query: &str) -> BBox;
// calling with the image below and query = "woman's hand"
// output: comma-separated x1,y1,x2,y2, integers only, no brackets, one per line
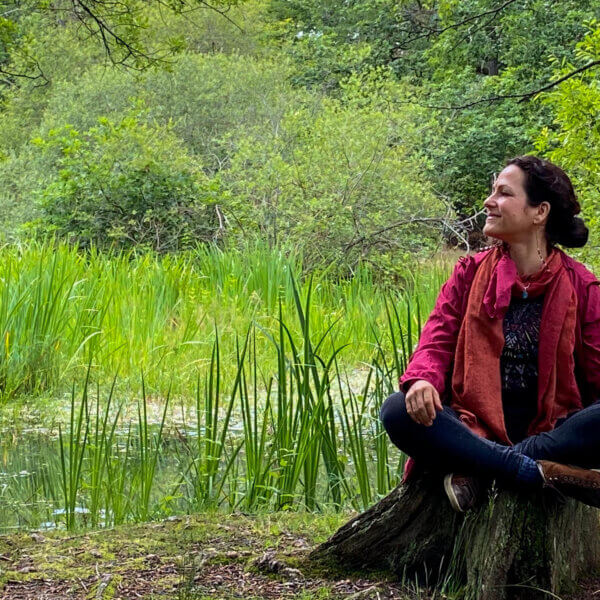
405,380,443,426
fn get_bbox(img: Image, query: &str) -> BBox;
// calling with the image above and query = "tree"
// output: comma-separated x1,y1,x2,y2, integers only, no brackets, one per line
533,21,600,256
0,0,246,87
266,0,600,219
224,70,448,275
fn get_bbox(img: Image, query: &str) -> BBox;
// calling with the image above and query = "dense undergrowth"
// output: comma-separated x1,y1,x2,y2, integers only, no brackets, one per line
0,240,452,532
0,240,450,402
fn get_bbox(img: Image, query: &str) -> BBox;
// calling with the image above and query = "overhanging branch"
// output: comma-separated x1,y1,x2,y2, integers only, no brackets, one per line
401,60,600,111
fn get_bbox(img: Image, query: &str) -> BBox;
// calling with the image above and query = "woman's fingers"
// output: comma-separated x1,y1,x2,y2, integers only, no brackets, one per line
414,391,432,426
407,394,421,425
424,388,436,421
405,381,442,426
405,390,419,423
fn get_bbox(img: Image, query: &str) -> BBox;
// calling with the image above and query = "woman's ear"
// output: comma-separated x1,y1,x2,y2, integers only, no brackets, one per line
536,201,551,225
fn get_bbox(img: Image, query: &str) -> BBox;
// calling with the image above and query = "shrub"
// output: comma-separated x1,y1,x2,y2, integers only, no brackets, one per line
30,111,225,252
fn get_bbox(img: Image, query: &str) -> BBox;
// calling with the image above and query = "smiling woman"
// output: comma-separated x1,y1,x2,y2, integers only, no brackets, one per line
483,158,588,274
379,154,600,514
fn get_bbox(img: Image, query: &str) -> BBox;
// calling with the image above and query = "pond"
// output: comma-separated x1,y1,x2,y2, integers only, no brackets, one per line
0,401,401,533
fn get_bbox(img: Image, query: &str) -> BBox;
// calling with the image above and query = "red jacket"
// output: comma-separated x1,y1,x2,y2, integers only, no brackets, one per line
398,248,600,482
400,249,600,408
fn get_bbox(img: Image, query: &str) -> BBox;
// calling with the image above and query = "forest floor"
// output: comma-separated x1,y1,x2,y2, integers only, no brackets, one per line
0,510,598,600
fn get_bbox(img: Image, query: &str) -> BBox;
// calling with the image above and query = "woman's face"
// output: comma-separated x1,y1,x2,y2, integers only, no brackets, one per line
483,164,548,244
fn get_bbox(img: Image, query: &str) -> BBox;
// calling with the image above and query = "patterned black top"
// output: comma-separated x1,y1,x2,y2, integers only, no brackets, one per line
500,294,544,443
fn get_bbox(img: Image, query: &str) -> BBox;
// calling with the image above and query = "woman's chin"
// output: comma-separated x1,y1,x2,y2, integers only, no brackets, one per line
483,224,501,239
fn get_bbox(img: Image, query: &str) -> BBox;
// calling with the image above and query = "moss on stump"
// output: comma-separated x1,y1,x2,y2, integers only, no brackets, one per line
310,473,600,599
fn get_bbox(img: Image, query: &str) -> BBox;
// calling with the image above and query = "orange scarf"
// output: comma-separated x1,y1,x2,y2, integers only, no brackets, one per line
450,246,582,444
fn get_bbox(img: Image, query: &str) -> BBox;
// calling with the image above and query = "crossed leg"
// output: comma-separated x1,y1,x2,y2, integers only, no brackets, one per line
379,391,600,487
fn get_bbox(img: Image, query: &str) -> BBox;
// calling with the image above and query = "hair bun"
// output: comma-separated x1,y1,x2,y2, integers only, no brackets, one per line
554,215,588,248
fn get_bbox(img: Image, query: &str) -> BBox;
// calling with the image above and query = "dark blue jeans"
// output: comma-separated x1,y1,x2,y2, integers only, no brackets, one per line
379,392,600,485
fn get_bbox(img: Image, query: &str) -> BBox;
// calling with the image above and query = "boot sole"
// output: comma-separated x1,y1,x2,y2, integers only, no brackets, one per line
443,474,465,513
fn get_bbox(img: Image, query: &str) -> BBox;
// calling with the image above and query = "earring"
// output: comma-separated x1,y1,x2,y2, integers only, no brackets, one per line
535,226,548,271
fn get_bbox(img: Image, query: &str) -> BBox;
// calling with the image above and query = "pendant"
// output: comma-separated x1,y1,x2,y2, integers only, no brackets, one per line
522,289,528,299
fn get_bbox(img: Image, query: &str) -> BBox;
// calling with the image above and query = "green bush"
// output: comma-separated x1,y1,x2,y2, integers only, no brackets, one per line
224,69,446,275
30,111,225,252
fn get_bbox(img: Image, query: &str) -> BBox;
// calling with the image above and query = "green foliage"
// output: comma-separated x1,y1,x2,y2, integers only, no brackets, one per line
427,0,596,81
0,52,301,186
225,69,445,273
30,111,222,251
419,0,599,216
533,21,600,257
1,0,599,274
0,0,250,84
265,0,434,91
142,1,266,58
266,0,599,219
0,51,444,270
143,53,300,171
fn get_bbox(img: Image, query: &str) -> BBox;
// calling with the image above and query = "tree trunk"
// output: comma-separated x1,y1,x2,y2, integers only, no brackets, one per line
310,473,600,599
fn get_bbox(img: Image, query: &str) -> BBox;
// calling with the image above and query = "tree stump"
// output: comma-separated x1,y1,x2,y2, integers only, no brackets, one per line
310,473,600,599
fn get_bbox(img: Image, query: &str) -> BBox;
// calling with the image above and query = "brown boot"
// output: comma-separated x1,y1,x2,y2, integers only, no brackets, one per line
443,473,485,513
537,460,600,508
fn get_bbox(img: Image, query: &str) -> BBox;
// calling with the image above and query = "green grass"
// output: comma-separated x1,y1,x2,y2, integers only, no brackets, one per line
0,240,450,404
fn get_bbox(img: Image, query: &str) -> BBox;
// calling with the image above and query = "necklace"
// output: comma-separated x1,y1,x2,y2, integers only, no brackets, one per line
518,252,550,299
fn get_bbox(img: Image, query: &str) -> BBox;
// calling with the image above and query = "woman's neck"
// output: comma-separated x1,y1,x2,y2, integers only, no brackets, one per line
507,239,550,278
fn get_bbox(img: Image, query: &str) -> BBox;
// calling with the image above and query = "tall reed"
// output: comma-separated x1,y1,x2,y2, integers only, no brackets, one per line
0,241,448,403
58,368,91,530
1,245,453,531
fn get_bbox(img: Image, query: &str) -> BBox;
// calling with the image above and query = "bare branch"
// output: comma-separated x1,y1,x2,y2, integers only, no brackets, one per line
343,210,485,253
0,49,50,87
213,204,225,241
398,60,600,111
155,0,245,32
69,0,154,68
397,0,520,49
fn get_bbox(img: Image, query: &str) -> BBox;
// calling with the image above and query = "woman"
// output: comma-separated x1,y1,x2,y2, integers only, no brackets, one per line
379,155,600,513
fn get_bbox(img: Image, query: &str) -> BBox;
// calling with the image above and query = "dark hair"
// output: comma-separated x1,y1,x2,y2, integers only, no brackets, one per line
504,155,588,248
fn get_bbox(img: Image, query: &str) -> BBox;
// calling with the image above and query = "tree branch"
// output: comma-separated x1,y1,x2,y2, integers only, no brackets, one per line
401,60,600,111
343,210,485,253
0,51,49,87
397,0,520,48
2,0,245,82
69,0,154,68
155,0,245,33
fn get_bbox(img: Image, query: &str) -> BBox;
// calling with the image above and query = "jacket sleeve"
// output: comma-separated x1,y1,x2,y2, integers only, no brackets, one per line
578,280,600,402
399,255,475,399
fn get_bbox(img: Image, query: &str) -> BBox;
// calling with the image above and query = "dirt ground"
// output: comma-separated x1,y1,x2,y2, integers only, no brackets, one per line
0,512,598,599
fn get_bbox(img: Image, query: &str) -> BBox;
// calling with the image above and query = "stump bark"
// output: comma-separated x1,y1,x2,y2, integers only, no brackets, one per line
310,473,600,599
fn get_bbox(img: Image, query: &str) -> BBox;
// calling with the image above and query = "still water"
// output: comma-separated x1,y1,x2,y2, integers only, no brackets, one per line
0,424,241,532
